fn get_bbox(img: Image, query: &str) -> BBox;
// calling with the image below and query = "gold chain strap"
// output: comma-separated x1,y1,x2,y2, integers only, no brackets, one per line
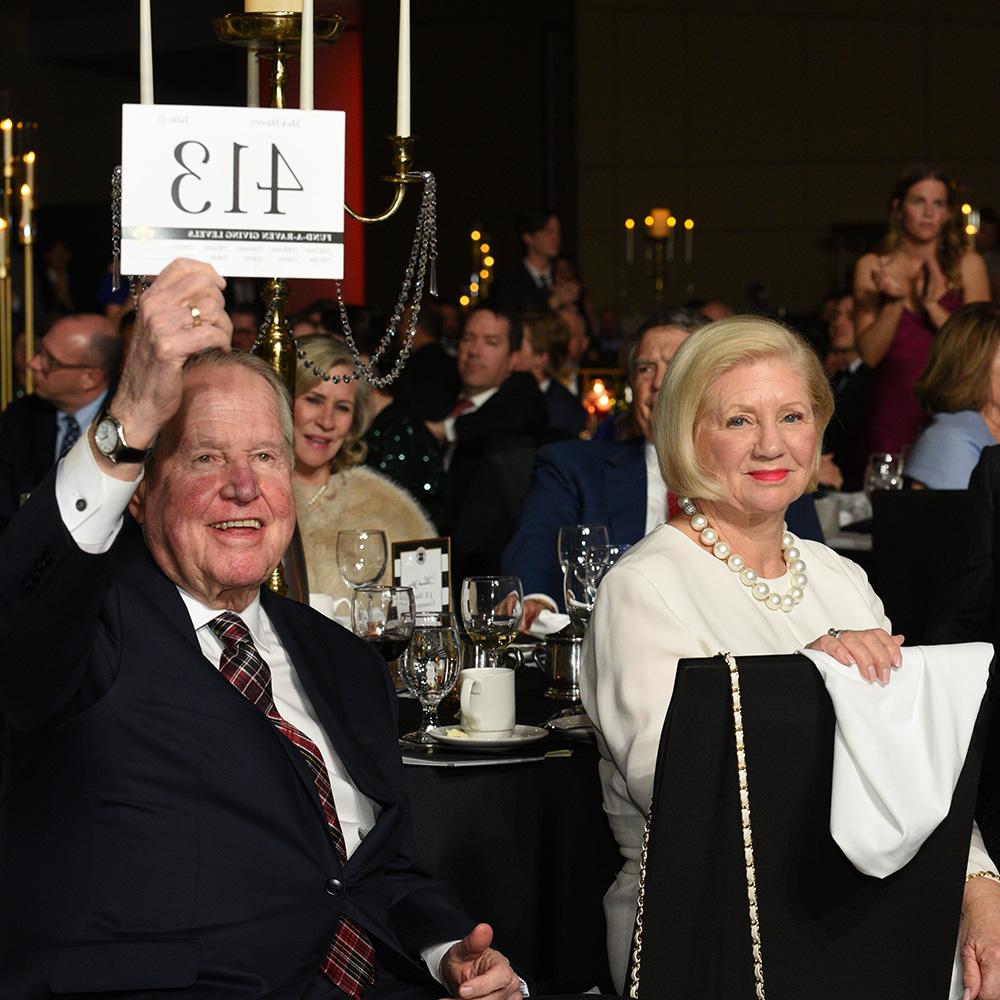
627,814,652,998
723,650,767,999
627,652,766,998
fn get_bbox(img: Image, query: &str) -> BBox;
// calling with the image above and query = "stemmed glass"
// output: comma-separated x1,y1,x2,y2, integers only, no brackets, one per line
398,612,462,749
557,524,609,580
351,585,416,666
337,529,388,588
459,576,524,670
563,542,629,624
864,453,904,494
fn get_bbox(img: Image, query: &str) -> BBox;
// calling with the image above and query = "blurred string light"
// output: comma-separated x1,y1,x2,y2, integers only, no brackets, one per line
462,227,495,306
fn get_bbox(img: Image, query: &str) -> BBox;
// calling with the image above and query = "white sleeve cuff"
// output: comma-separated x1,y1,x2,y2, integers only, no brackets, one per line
419,941,529,996
968,820,998,877
524,592,558,611
420,940,457,986
443,416,458,443
55,435,144,554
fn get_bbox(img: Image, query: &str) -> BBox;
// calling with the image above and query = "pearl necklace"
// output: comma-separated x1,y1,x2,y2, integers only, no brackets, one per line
678,497,807,613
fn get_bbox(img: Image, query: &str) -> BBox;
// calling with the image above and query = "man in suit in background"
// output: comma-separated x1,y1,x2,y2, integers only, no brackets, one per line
512,310,587,441
490,212,581,320
428,303,546,573
0,312,120,532
0,260,523,999
502,308,823,626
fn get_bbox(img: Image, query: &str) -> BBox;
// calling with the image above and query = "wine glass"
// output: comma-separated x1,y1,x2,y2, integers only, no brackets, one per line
459,576,524,670
351,585,416,668
557,524,609,576
563,542,629,625
864,452,904,495
337,529,388,588
398,612,462,749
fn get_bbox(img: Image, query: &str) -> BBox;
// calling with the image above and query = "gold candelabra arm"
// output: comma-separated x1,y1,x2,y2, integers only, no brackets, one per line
345,135,421,225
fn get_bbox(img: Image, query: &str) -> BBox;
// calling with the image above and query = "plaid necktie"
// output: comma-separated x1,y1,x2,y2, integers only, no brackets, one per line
59,414,81,460
208,611,376,998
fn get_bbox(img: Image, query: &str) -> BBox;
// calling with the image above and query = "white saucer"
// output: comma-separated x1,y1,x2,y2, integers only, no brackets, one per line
427,725,548,749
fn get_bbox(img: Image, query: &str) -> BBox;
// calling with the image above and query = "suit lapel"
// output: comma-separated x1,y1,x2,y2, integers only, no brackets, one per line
605,439,647,545
263,592,395,808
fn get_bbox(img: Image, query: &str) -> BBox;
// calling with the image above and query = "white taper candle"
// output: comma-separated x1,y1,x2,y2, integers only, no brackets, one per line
396,0,411,136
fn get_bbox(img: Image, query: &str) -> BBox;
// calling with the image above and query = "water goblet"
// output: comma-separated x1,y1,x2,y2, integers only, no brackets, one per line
557,524,609,576
864,452,904,494
337,529,388,588
398,612,462,750
351,585,416,668
459,576,524,670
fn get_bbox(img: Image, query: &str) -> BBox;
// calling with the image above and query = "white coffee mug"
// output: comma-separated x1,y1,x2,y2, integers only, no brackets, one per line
309,593,337,620
459,667,516,736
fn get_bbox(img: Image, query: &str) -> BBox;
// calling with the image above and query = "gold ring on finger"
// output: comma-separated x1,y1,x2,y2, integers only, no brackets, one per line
188,304,202,328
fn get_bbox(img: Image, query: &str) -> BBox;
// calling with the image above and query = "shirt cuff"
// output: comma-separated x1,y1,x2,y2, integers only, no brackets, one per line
55,434,144,554
443,416,458,443
524,592,558,611
968,820,998,878
419,941,529,997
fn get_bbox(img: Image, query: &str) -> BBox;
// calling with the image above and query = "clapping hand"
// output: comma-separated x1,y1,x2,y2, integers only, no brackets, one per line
440,923,522,1000
920,256,948,309
870,256,908,301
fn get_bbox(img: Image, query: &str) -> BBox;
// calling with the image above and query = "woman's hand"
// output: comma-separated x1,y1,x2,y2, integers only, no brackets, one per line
871,255,908,301
960,877,1000,999
805,628,904,684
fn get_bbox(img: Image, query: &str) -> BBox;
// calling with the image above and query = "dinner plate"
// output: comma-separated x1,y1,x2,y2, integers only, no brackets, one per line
427,725,548,750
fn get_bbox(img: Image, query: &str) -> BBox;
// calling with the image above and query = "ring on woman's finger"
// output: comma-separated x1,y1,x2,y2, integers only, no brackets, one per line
187,304,202,328
827,627,842,639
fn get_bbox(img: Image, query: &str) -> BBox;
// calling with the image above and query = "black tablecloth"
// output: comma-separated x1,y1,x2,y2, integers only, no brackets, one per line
398,667,620,995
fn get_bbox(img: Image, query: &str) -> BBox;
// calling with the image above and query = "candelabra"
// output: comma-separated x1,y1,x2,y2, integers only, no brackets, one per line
0,118,37,409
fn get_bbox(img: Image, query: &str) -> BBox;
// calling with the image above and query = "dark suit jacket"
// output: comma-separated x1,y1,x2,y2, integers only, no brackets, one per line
0,392,57,532
500,438,824,608
489,263,551,318
0,474,473,999
824,361,873,493
441,373,546,534
544,380,586,440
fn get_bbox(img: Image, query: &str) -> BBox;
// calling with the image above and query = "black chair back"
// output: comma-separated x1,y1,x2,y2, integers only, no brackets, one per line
627,653,990,1000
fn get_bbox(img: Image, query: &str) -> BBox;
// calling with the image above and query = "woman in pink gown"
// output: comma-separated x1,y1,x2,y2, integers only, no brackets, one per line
854,164,990,455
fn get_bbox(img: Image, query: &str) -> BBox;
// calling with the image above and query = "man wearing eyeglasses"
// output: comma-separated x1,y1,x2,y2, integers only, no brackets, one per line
0,313,121,532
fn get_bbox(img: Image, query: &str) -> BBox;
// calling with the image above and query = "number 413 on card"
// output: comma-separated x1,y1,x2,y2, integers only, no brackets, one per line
120,104,346,280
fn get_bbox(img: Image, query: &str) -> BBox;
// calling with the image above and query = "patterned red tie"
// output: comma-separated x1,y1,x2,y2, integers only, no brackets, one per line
448,397,475,419
208,612,376,998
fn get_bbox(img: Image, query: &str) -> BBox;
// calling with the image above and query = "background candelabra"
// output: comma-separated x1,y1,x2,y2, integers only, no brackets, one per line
622,206,695,308
0,118,39,409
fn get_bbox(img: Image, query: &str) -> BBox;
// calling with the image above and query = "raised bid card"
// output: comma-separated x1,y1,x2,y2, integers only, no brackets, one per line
120,104,345,279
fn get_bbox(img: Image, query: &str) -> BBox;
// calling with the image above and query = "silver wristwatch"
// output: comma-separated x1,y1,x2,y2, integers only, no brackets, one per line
94,411,152,464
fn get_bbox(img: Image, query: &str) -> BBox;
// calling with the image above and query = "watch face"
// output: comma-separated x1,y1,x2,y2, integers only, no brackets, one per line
95,417,119,456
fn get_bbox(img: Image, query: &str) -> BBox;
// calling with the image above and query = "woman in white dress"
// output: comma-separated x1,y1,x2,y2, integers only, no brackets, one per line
580,315,1000,996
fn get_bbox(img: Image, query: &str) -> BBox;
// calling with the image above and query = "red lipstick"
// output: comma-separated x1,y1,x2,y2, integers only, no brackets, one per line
749,469,789,482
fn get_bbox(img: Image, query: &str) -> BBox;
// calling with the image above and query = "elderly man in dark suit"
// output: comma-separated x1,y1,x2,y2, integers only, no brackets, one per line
0,312,120,531
501,308,823,627
0,260,525,999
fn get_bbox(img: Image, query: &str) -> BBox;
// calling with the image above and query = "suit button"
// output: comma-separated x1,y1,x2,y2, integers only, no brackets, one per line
75,498,87,511
325,878,344,896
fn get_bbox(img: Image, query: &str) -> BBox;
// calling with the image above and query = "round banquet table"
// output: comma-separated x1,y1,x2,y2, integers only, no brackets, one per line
397,665,620,995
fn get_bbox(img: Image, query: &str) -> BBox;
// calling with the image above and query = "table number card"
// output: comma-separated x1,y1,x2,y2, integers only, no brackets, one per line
120,103,345,279
392,538,451,614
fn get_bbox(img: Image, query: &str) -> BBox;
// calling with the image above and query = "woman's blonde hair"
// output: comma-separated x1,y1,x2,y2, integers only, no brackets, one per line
294,334,373,472
653,316,834,501
916,303,1000,414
